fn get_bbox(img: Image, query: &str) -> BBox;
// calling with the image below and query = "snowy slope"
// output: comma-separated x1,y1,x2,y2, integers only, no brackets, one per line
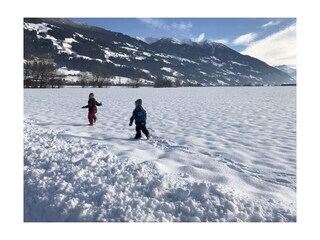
275,65,297,81
24,86,296,222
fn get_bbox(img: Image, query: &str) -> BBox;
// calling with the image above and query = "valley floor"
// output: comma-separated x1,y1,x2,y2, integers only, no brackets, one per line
24,86,296,222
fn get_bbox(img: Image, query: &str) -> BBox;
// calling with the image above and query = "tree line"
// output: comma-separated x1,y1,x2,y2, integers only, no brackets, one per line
24,60,64,88
24,59,186,88
154,75,182,88
78,69,112,88
24,60,114,89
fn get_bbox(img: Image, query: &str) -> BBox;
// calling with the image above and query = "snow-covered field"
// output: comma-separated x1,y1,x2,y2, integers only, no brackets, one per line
24,86,296,222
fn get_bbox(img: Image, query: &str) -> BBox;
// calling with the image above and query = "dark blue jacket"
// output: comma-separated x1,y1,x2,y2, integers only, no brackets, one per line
130,106,147,124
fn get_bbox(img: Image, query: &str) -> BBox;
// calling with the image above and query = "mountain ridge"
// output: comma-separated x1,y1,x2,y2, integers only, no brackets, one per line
24,18,295,86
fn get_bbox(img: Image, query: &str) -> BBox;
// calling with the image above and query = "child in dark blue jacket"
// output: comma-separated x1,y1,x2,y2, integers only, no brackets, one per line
129,99,150,139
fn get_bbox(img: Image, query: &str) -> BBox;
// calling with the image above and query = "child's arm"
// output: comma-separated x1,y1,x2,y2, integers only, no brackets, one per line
95,100,102,106
129,110,136,126
82,105,88,109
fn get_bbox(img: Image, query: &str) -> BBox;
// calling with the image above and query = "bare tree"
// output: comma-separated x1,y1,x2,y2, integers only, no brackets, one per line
24,59,58,88
154,76,172,88
49,74,65,88
24,61,41,88
174,73,182,87
92,68,111,88
117,76,122,86
41,62,55,87
24,61,33,88
79,72,90,88
129,72,142,88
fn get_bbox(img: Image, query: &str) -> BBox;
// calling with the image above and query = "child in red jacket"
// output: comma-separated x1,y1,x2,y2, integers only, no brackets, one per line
82,93,102,125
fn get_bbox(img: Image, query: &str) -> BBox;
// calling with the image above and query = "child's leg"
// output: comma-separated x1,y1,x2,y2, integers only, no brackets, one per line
88,112,94,125
135,125,142,139
141,124,149,138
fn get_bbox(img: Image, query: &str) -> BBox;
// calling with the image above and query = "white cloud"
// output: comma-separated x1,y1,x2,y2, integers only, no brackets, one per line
139,18,169,30
171,21,193,31
212,38,229,45
262,20,281,28
139,18,192,32
241,24,296,66
233,32,258,45
192,33,205,43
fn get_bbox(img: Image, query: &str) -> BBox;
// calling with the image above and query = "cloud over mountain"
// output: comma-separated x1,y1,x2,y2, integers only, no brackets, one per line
242,24,296,66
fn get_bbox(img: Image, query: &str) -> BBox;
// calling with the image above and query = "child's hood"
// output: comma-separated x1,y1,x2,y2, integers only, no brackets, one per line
135,105,144,110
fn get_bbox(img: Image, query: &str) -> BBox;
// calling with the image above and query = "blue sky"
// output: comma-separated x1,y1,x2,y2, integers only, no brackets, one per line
71,18,296,66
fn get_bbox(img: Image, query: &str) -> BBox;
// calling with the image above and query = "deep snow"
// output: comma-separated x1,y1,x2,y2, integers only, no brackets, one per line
24,86,296,222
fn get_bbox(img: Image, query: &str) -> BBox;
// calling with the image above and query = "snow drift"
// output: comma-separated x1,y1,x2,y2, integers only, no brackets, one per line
24,121,295,222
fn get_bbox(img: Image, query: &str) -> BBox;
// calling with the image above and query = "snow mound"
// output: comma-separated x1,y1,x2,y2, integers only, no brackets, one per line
24,120,296,222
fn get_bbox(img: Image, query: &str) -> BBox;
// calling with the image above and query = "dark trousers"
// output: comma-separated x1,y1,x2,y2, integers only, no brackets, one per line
135,122,149,138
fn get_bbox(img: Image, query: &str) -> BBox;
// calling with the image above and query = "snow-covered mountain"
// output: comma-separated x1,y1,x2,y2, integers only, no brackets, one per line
24,18,294,86
275,65,296,80
136,36,161,44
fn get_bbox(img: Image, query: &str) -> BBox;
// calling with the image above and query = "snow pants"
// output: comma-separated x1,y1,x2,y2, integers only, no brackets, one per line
88,112,97,125
135,122,149,139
